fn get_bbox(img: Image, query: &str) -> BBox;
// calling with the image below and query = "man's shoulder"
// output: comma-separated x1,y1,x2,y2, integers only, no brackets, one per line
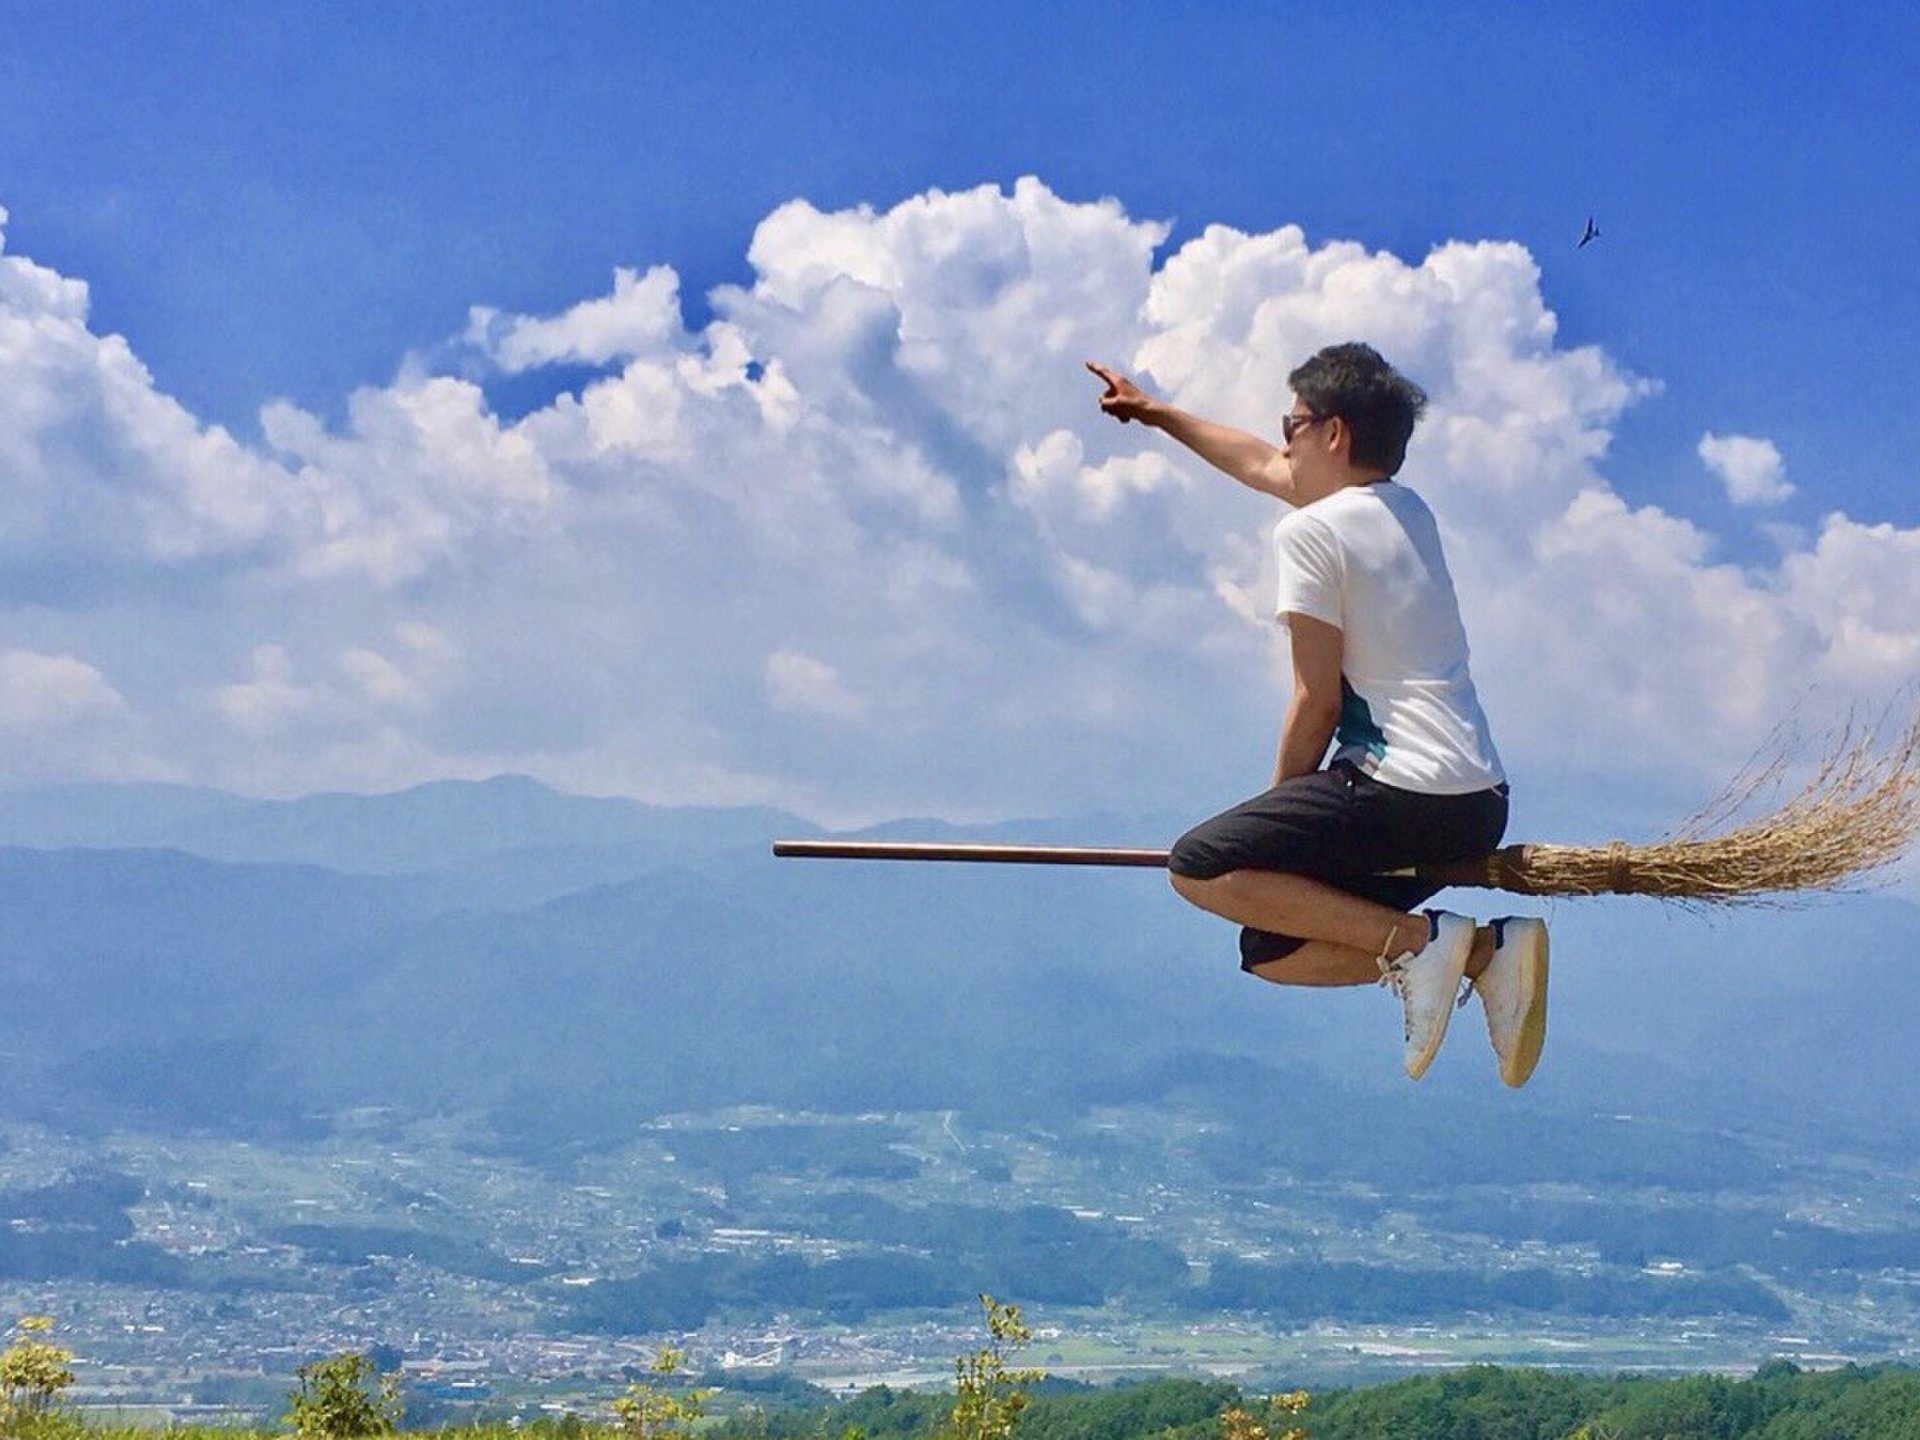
1328,479,1438,531
1283,484,1383,531
1274,502,1336,547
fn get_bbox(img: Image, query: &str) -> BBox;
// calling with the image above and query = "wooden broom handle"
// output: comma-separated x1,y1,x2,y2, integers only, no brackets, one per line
771,837,1519,886
774,839,1171,866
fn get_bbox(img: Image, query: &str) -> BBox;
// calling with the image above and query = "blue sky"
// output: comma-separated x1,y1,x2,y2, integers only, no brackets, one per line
5,1,1914,524
2,3,1917,870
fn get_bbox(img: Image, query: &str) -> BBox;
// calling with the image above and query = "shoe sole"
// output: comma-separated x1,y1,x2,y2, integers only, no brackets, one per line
1405,925,1473,1081
1496,921,1549,1088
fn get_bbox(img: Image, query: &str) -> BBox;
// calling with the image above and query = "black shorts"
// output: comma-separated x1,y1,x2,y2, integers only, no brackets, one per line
1167,761,1509,971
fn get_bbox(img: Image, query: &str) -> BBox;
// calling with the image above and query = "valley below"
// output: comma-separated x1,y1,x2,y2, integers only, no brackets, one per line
9,1095,1920,1424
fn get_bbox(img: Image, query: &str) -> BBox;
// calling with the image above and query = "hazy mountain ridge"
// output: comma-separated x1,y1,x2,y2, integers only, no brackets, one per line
5,775,1919,1157
0,775,811,876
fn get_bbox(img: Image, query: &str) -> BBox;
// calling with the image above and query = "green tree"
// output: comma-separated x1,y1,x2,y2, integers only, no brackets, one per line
0,1315,76,1433
612,1345,712,1440
942,1295,1044,1440
284,1351,403,1438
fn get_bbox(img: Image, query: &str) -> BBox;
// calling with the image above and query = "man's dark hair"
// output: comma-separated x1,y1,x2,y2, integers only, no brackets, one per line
1287,342,1428,475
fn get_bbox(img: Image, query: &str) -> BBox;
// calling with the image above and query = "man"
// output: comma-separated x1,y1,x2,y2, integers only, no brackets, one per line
1086,343,1548,1086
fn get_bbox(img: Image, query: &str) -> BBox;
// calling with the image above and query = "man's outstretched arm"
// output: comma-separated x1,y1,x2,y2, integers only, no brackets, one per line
1086,361,1297,503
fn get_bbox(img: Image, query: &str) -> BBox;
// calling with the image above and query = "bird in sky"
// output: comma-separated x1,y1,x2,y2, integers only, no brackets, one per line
1578,216,1601,249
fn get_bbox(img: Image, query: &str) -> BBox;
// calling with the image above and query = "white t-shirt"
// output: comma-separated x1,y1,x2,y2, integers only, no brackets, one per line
1273,481,1505,794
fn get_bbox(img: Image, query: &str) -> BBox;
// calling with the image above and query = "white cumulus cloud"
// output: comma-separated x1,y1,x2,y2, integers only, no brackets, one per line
468,265,684,372
766,649,869,721
1700,431,1794,506
209,645,315,736
0,209,298,581
2,181,1917,833
0,649,125,728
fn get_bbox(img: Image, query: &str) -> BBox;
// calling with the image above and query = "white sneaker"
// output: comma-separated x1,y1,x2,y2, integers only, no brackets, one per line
1474,917,1549,1087
1379,910,1475,1080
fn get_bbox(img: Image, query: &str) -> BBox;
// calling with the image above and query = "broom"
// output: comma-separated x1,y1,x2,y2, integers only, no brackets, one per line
774,707,1920,905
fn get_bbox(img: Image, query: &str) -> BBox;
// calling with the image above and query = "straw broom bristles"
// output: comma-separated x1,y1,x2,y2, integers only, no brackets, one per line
1427,705,1920,904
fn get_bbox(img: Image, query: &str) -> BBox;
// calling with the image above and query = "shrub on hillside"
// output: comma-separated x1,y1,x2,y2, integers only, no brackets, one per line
0,1314,76,1436
284,1352,402,1439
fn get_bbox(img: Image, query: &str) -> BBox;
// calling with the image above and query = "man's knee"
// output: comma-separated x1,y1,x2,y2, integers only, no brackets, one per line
1167,823,1228,881
1168,868,1213,907
1243,955,1301,986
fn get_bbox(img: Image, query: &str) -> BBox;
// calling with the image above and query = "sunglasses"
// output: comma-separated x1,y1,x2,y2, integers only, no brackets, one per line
1281,412,1331,443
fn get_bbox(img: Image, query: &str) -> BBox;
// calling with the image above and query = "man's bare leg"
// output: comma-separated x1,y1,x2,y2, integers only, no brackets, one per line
1243,940,1386,986
1246,930,1496,988
1170,868,1420,960
1171,867,1493,988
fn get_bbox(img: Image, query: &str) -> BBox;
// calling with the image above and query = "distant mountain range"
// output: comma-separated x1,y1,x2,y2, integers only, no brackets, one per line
4,776,1918,1171
0,775,807,898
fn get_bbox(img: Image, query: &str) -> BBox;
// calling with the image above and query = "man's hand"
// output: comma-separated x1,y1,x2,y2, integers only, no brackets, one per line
1086,360,1156,424
1084,359,1293,500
